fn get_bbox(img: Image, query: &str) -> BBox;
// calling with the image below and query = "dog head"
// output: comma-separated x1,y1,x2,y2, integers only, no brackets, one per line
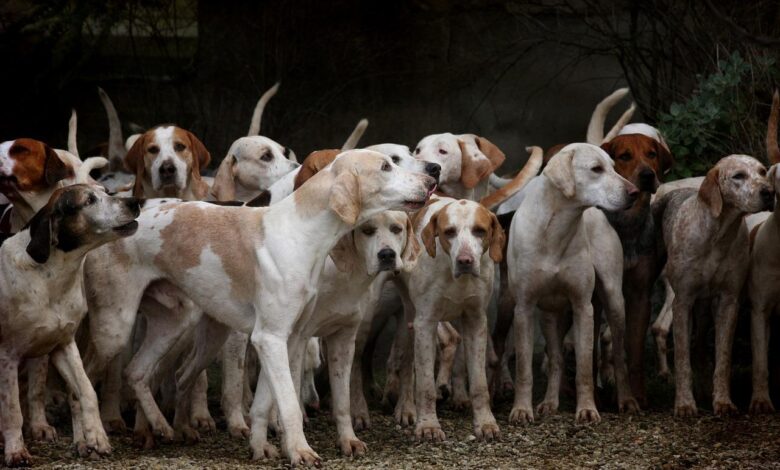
698,155,774,218
413,133,504,193
0,138,73,204
367,143,441,183
124,126,211,200
421,199,505,278
601,133,673,193
24,184,141,263
543,143,638,211
211,136,298,201
324,150,437,226
330,210,420,275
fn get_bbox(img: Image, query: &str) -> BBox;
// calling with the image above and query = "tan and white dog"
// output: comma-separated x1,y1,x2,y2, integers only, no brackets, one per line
0,185,140,466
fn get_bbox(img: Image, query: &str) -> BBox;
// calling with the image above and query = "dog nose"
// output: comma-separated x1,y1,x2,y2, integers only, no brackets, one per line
456,255,473,269
378,248,396,264
761,187,775,206
639,169,655,183
425,162,441,182
627,184,639,201
159,161,176,180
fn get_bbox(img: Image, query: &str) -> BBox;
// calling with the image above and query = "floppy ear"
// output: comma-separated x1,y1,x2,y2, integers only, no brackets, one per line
476,137,506,172
769,164,780,193
186,131,211,200
329,169,361,225
656,140,674,176
124,133,148,198
459,140,492,189
543,148,576,198
401,215,422,270
329,232,358,272
421,211,440,258
698,166,722,218
211,155,237,201
25,206,57,264
488,211,506,263
43,145,73,185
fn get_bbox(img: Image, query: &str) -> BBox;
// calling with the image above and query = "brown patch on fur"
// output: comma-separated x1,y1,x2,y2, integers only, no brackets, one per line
459,140,492,189
473,204,506,263
768,90,779,165
475,137,506,172
154,204,263,300
698,167,722,218
294,149,340,190
602,134,673,188
1,139,72,195
421,203,453,257
543,144,567,167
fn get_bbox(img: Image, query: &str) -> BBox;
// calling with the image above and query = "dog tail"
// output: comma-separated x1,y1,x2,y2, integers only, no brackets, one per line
77,157,109,184
248,82,280,136
480,146,543,210
489,173,513,189
768,89,779,165
98,87,127,171
68,109,79,157
586,87,630,144
342,118,369,150
602,102,637,143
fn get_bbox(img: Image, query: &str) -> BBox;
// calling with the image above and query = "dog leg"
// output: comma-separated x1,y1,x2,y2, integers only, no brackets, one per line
624,261,655,407
463,310,500,440
538,312,563,416
712,295,739,416
189,371,215,432
572,299,600,424
222,330,250,438
383,316,405,407
451,341,470,410
350,316,372,431
248,367,279,460
325,328,367,456
750,300,775,413
50,341,112,458
413,314,445,442
652,275,675,381
0,353,31,467
435,322,459,401
509,299,535,424
100,353,127,434
26,356,57,442
672,294,697,417
599,276,639,414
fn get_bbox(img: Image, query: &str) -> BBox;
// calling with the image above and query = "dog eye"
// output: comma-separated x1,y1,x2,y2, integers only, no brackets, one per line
148,145,160,154
174,142,186,152
362,227,376,236
438,148,447,155
591,166,604,174
391,155,400,164
759,168,767,176
443,227,457,238
86,194,97,205
414,147,420,155
732,172,746,180
382,162,392,172
647,151,657,159
472,227,487,237
261,151,273,162
390,224,403,234
618,153,631,162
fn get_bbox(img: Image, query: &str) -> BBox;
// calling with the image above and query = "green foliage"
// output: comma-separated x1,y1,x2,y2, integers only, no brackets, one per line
659,52,776,180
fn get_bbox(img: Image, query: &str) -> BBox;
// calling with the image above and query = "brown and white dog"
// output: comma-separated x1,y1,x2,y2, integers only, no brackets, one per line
0,185,140,466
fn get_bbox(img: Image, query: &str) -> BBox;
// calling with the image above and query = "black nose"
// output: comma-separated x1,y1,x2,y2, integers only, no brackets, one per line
761,187,775,205
425,162,441,182
124,197,142,215
456,257,473,268
639,168,655,182
378,248,396,264
159,161,176,180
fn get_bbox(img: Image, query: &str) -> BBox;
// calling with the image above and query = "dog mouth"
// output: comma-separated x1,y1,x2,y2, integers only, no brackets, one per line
112,220,139,235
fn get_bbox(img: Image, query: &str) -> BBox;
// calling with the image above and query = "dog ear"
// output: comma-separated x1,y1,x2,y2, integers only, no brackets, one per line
698,166,722,217
459,140,492,189
25,205,57,264
421,211,440,258
543,148,576,198
401,215,422,270
475,137,506,172
329,169,361,225
295,149,340,189
329,232,358,272
43,145,73,185
487,211,506,263
124,132,148,198
211,155,237,201
186,131,211,200
768,164,780,193
656,140,674,176
600,140,614,158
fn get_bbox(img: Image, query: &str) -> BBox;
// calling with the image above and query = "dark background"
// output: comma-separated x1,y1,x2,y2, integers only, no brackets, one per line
0,0,777,173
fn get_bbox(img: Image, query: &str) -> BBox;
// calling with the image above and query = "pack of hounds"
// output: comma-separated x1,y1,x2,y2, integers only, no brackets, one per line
0,83,779,467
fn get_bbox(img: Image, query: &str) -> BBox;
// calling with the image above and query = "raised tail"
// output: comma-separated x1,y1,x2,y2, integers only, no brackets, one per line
342,118,369,150
586,87,630,144
480,146,543,210
248,82,280,136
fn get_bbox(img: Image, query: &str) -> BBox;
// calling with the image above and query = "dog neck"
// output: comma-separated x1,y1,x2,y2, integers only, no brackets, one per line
524,176,588,253
692,198,745,245
603,191,655,264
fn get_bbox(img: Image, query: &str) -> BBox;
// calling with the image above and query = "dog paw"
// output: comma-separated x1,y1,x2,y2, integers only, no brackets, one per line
103,418,128,435
575,407,601,425
251,442,280,460
151,418,175,443
713,400,738,417
749,396,775,414
191,413,216,433
508,406,534,424
619,397,641,414
228,421,250,439
339,437,367,457
474,422,501,441
415,422,446,442
78,426,112,458
450,397,471,411
352,413,371,431
536,400,558,417
133,428,156,450
394,401,416,427
5,447,32,467
29,422,58,442
175,425,200,444
288,446,322,467
437,383,451,401
674,402,698,418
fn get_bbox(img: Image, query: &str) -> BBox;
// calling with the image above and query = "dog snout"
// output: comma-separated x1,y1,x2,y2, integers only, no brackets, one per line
159,161,177,182
124,197,142,216
424,162,441,182
626,183,639,202
638,168,656,192
377,247,397,270
455,254,475,277
424,175,437,191
761,187,775,210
